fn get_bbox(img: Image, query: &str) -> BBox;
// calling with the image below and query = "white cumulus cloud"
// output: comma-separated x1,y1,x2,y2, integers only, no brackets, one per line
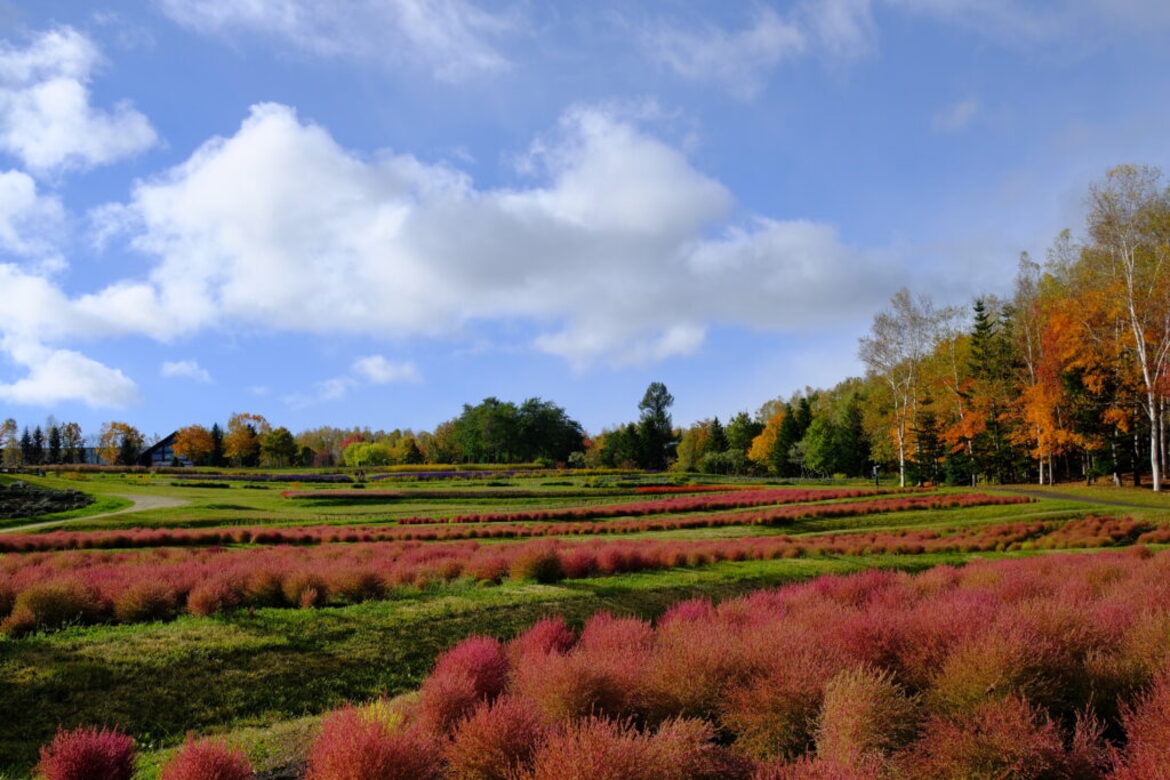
69,102,900,365
0,27,157,174
0,169,66,266
0,338,139,408
0,101,902,408
80,102,896,366
160,359,212,383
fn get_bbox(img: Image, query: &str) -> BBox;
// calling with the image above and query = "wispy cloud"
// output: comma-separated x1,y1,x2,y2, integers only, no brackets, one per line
932,97,979,132
157,0,520,82
160,359,212,383
285,354,420,408
641,8,806,100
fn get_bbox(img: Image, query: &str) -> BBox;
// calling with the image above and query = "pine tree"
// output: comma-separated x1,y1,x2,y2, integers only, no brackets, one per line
726,412,763,454
708,416,728,453
770,405,803,477
19,427,31,466
636,382,675,470
30,426,44,466
47,425,62,465
210,423,226,467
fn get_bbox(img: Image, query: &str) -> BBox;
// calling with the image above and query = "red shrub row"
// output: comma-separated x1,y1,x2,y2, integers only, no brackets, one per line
295,549,1170,777
632,484,767,494
280,488,635,500
0,492,1030,554
0,499,1051,636
389,488,892,525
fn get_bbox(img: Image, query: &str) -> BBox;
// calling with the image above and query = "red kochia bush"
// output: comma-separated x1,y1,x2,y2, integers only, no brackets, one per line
306,707,440,780
431,636,510,701
899,696,1070,778
160,736,253,780
3,579,100,637
113,581,178,623
1112,669,1170,778
506,616,576,662
36,726,135,780
443,696,547,779
526,716,751,780
815,665,917,768
417,636,511,734
508,542,565,583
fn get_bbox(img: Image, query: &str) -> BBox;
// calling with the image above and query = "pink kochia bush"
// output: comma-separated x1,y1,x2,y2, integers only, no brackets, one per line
0,492,1028,553
295,549,1170,777
36,726,135,780
160,736,253,780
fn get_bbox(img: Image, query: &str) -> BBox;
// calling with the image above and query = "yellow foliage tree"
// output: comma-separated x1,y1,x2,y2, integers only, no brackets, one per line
747,412,784,467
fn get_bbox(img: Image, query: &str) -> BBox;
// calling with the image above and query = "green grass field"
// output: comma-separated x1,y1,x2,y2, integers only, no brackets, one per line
2,470,1167,777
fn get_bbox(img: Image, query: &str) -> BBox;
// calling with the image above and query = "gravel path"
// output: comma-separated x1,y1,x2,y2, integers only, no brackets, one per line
998,487,1169,511
0,493,189,534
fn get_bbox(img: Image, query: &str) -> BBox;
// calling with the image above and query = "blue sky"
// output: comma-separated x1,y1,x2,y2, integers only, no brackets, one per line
1,0,1168,440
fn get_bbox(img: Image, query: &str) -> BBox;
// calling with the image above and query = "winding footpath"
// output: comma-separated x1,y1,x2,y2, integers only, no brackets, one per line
0,493,189,534
998,487,1170,511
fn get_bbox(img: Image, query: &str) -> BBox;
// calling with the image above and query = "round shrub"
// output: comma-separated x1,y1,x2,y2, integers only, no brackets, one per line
2,580,100,636
900,697,1070,779
306,706,440,780
328,569,384,603
507,616,577,662
465,554,509,584
527,716,750,780
36,726,136,780
281,571,328,609
186,578,241,618
508,544,565,584
161,736,252,780
815,665,917,768
113,581,178,624
242,569,285,607
444,696,546,779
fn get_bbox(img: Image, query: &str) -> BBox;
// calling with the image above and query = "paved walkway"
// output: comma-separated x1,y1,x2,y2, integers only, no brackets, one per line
0,493,188,534
998,487,1167,511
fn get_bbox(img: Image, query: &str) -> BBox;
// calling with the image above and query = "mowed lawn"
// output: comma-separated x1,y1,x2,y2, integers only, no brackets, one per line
2,471,1169,776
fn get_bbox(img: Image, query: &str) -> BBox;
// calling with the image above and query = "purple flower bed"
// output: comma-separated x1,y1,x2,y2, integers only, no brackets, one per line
173,473,353,483
369,471,525,481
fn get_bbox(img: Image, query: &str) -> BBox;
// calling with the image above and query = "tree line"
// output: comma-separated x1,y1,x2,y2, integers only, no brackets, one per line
5,166,1167,486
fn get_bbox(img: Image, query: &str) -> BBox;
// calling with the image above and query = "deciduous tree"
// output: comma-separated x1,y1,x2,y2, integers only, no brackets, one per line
174,425,215,466
859,289,942,487
225,413,270,467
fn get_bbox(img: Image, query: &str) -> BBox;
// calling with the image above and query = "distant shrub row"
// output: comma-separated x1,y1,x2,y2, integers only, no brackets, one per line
0,493,1030,554
0,503,1100,638
384,488,896,525
174,473,353,483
